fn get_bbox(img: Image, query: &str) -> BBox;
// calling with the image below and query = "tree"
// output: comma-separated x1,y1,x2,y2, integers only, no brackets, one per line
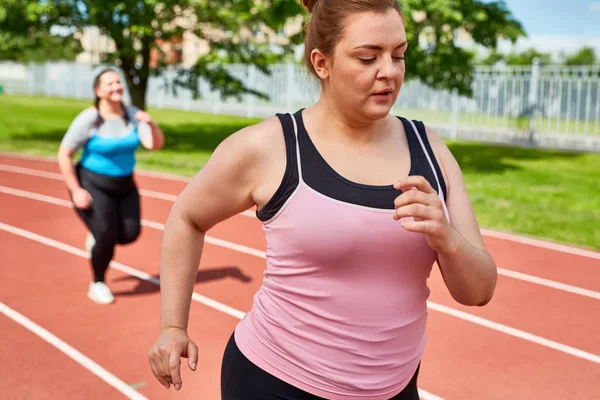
3,0,525,107
563,47,598,66
504,48,551,66
401,0,525,95
478,49,505,66
52,0,306,110
0,0,75,61
477,48,552,66
0,31,82,62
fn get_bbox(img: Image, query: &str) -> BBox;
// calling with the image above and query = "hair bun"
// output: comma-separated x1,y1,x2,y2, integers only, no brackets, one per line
301,0,318,13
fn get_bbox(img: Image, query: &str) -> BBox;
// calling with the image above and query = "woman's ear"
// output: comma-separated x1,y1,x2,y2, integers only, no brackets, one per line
311,49,330,80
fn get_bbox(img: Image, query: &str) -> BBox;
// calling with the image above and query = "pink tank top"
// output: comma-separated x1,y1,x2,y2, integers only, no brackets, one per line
234,111,449,399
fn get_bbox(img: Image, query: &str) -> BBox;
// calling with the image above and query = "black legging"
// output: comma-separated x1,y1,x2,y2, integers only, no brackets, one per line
221,333,421,400
73,164,141,282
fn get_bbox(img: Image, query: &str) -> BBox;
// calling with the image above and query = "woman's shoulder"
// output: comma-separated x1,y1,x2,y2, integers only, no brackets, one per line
124,104,140,119
415,120,464,191
198,115,286,192
215,115,284,161
75,107,99,121
417,121,451,157
395,115,450,156
237,115,284,143
66,107,97,130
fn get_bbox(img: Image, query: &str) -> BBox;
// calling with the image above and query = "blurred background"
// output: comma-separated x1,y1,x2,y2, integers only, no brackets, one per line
2,0,598,251
1,1,599,399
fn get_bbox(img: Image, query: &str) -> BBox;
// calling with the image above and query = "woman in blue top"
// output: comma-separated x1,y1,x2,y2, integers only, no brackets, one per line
57,68,165,305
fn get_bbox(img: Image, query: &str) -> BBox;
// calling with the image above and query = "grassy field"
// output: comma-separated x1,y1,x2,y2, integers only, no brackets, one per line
1,94,599,251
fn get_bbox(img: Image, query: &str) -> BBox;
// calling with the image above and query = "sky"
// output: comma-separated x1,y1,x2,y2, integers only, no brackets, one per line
479,0,600,59
501,0,600,37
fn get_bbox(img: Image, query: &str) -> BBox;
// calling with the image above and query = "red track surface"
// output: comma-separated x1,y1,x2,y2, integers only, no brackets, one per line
0,153,599,400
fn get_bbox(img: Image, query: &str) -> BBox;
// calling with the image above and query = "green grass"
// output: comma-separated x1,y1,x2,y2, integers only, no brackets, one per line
0,95,262,176
1,94,599,251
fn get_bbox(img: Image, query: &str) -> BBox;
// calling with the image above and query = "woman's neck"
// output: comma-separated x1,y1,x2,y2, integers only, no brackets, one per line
97,100,123,119
309,95,389,145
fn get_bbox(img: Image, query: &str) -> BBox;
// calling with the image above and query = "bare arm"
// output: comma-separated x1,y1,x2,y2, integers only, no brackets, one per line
132,109,165,150
394,127,497,306
144,121,165,150
424,127,497,306
56,107,99,209
158,129,259,331
149,117,282,390
57,145,82,192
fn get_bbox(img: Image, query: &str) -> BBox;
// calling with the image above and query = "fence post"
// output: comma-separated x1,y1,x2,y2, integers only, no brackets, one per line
450,88,460,140
28,62,35,96
246,64,256,118
286,62,295,113
527,58,541,144
212,87,222,115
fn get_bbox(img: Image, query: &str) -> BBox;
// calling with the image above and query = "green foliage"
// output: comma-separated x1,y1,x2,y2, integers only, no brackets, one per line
51,0,306,109
477,48,552,66
0,31,82,62
478,46,598,67
504,48,552,65
0,0,72,59
401,0,525,96
563,47,598,66
2,0,526,106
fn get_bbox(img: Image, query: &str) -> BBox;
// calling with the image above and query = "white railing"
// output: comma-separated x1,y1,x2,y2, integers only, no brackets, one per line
1,60,599,151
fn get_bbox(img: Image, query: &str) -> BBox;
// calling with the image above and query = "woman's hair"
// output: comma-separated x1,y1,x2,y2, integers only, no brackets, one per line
301,0,403,77
93,68,129,127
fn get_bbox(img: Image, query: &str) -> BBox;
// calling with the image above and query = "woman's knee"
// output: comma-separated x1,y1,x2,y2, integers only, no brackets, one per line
93,226,119,248
119,221,141,244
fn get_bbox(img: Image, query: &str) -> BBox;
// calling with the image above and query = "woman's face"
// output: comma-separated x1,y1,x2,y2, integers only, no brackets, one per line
95,71,124,104
319,9,407,122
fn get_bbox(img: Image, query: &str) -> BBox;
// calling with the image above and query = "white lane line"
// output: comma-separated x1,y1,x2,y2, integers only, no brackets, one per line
0,222,246,321
426,302,600,364
138,189,178,201
0,185,73,207
0,152,191,182
0,301,148,399
1,161,599,260
418,390,445,400
141,219,266,259
0,164,177,201
0,186,268,260
4,186,598,301
0,221,439,399
480,228,600,261
1,213,599,366
497,268,600,300
0,164,63,180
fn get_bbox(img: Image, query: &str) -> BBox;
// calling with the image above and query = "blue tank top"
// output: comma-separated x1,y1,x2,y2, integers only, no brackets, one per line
79,127,141,177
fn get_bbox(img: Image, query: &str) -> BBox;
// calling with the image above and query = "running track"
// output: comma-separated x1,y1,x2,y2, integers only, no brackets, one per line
0,152,599,400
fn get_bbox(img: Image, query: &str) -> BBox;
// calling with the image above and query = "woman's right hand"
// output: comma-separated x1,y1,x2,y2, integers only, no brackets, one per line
72,188,92,209
148,327,198,390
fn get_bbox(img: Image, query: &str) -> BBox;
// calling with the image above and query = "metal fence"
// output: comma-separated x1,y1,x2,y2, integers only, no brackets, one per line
1,60,599,151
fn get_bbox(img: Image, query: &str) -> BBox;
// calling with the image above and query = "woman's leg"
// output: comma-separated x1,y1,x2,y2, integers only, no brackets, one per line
220,332,422,400
73,167,120,285
74,188,119,283
117,184,141,245
220,333,323,400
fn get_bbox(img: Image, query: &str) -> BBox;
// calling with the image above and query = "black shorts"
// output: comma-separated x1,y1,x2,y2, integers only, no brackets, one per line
221,333,421,400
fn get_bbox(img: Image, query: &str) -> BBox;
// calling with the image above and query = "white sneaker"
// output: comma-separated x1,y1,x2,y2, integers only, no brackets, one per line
87,281,115,305
85,232,95,253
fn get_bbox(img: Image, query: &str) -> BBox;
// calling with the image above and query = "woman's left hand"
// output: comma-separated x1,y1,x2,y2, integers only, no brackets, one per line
134,110,154,125
393,176,457,254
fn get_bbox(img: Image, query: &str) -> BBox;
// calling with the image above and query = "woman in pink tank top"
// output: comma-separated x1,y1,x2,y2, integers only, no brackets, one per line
149,1,498,398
